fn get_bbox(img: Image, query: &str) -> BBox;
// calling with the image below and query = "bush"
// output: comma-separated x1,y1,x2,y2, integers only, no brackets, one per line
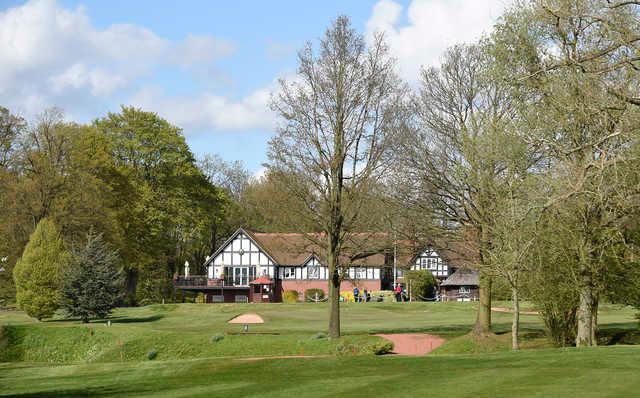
310,332,327,340
146,349,158,360
283,290,299,303
211,333,225,343
195,293,206,304
405,270,437,300
305,289,325,302
335,341,361,356
368,340,394,355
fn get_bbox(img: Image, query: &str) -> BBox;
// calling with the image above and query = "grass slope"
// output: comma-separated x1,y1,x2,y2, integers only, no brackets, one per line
1,346,639,397
1,302,637,363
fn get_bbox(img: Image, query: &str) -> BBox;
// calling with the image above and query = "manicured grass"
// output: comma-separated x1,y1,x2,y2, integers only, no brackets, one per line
1,302,638,396
1,302,637,363
1,346,640,397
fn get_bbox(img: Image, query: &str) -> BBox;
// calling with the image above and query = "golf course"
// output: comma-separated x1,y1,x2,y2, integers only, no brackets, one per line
1,302,639,397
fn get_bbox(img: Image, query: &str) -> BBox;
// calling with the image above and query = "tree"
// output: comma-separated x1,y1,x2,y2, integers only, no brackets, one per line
404,270,437,301
393,43,520,335
198,154,250,200
0,106,26,304
95,107,225,303
268,16,406,338
492,0,640,347
13,218,70,320
61,232,122,322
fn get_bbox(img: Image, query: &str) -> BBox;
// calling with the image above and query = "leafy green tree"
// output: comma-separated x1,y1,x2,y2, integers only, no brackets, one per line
13,218,70,320
492,0,640,347
95,106,225,303
404,270,437,301
61,232,122,322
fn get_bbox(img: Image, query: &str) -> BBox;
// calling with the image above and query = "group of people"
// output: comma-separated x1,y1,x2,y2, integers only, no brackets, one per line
352,287,371,302
351,285,408,302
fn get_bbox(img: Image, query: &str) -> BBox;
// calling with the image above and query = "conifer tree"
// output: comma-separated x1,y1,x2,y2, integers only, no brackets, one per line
62,232,121,323
13,218,70,320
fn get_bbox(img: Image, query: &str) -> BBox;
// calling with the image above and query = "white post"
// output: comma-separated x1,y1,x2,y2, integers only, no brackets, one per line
393,234,397,289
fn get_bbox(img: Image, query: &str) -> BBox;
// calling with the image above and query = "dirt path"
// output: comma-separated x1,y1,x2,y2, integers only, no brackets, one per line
491,307,539,315
375,333,445,355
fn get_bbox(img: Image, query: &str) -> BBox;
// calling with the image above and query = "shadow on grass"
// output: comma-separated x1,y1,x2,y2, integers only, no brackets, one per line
4,386,151,397
45,314,165,325
96,314,164,324
598,327,640,346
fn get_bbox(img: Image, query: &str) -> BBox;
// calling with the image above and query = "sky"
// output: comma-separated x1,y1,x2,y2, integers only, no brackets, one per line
0,0,510,176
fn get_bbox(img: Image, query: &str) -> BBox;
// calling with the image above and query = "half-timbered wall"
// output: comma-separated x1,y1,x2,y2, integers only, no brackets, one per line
398,249,448,279
208,232,275,282
413,249,448,277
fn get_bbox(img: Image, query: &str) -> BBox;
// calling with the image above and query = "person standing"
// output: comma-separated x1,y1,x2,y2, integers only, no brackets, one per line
363,288,368,303
394,284,402,302
353,286,360,303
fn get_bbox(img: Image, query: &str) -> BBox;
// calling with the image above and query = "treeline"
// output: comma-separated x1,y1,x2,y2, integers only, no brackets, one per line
0,106,257,308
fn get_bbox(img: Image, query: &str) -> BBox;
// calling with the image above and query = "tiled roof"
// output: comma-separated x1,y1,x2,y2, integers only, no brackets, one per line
248,231,390,267
440,268,479,286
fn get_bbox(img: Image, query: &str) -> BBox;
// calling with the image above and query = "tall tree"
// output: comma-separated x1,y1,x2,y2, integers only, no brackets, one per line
492,0,640,346
393,43,520,335
0,106,26,304
13,218,71,320
62,232,122,323
95,107,225,302
269,16,406,338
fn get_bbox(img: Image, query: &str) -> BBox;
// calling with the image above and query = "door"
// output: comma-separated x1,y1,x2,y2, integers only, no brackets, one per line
234,267,249,286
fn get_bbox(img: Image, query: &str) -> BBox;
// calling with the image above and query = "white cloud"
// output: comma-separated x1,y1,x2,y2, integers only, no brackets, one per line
129,85,275,133
0,0,237,121
366,0,511,83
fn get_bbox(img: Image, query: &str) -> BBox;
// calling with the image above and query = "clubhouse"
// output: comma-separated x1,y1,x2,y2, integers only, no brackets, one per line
174,228,478,303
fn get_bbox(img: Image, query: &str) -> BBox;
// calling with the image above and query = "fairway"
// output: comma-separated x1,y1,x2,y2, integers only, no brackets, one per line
1,302,639,396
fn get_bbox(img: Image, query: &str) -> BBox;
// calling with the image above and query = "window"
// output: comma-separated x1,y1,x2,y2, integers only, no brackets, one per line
308,266,319,279
420,258,428,269
355,267,367,279
459,286,470,294
283,267,296,279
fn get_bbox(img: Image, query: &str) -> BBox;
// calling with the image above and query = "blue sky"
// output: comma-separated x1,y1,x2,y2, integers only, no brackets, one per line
0,0,508,175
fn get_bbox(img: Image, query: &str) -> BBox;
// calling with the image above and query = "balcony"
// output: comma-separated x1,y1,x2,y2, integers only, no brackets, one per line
174,275,222,288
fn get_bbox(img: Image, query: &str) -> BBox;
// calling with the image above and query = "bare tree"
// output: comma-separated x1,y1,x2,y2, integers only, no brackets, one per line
393,44,518,335
268,16,406,338
198,154,251,200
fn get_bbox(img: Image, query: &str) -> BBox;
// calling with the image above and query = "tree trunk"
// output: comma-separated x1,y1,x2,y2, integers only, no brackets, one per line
125,268,138,306
576,264,593,347
327,245,341,339
511,286,520,350
591,294,599,346
473,271,492,335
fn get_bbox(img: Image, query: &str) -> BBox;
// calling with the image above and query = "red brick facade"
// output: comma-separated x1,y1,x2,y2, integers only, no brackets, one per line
281,279,381,299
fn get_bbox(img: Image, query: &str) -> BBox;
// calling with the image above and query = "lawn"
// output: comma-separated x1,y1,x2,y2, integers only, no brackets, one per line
2,347,640,397
1,302,639,396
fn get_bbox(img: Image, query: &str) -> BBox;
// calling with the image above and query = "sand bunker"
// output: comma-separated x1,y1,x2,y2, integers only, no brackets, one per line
228,313,264,324
375,333,445,355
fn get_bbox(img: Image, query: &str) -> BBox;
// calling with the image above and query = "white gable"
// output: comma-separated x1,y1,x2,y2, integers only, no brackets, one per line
412,248,448,278
207,231,275,279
